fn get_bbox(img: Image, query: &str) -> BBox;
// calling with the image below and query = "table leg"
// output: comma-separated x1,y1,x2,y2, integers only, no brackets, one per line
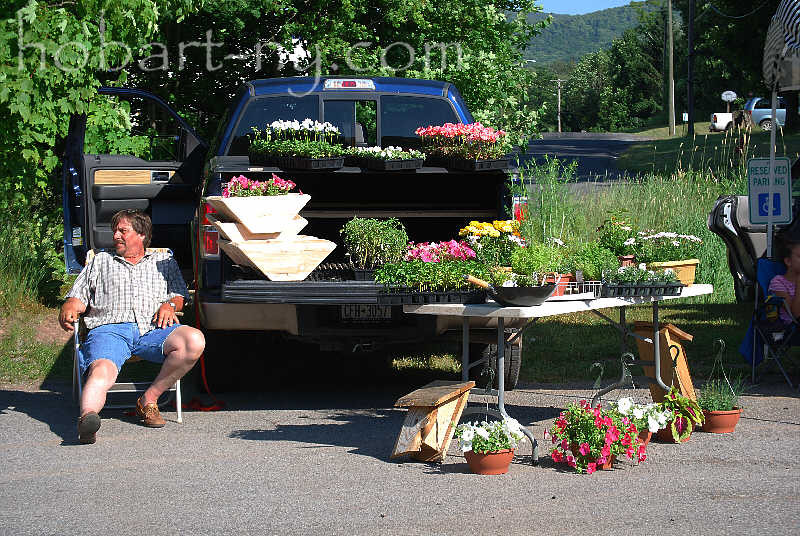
462,317,469,382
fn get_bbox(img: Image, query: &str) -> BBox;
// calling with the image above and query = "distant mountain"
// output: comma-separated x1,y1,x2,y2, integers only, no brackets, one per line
525,1,660,65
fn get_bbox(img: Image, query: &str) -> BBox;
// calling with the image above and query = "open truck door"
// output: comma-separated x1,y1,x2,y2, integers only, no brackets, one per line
62,87,207,273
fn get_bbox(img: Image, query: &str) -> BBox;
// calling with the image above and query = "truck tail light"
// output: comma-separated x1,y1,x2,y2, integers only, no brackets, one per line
202,227,219,257
202,202,217,225
713,114,717,123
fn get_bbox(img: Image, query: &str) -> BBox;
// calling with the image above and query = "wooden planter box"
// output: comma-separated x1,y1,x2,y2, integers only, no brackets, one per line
219,236,336,281
204,193,311,234
209,214,307,242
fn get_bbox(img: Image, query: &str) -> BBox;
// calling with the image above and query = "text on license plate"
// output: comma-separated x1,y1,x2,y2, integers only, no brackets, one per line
340,304,392,321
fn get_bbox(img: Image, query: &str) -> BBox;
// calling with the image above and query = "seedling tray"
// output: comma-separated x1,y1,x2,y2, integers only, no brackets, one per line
377,289,486,305
596,283,683,298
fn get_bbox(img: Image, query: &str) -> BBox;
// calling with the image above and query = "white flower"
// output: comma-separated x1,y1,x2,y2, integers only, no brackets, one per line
632,406,645,419
461,428,474,442
638,263,647,270
616,397,633,415
671,240,680,247
550,237,565,246
475,427,490,439
648,415,661,433
624,237,636,246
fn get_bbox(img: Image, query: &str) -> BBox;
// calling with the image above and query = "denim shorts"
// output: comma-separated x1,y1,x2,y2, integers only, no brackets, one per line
80,322,180,375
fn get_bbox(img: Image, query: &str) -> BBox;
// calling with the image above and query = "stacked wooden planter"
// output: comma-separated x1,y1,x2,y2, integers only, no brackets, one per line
205,194,336,281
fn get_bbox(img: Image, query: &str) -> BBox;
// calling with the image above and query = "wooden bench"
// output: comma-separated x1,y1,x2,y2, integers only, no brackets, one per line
391,380,474,462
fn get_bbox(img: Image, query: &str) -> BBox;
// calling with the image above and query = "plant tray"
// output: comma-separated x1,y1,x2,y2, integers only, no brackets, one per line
352,268,375,281
363,158,424,171
247,153,278,166
595,283,684,298
447,158,509,172
377,289,486,305
278,156,344,171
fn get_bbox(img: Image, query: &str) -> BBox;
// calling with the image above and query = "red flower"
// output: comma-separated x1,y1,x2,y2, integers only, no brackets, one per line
551,449,564,463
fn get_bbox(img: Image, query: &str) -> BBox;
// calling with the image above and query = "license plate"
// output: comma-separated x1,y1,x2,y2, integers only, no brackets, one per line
340,304,392,322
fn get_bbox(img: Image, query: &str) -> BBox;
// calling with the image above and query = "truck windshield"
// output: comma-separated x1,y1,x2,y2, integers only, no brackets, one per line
226,95,319,155
380,95,459,148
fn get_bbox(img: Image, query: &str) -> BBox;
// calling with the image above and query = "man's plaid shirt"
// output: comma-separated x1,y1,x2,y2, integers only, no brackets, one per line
67,251,188,335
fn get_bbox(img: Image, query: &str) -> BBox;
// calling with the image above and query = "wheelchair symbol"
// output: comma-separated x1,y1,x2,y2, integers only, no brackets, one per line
758,193,781,217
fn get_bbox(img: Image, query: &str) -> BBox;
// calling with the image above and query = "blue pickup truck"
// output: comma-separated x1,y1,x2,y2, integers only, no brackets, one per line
62,77,520,388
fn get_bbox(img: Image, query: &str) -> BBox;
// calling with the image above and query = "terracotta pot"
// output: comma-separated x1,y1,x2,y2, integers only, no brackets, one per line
464,449,514,475
655,424,692,443
701,408,742,434
597,455,616,470
638,430,652,448
546,273,575,297
618,255,636,267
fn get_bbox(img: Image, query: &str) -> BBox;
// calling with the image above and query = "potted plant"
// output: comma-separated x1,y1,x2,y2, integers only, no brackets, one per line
344,146,425,171
404,240,476,263
454,418,527,475
633,230,703,285
596,212,638,263
610,397,672,447
545,400,647,474
249,119,345,170
416,122,510,170
459,220,526,268
655,386,705,443
600,264,681,298
205,174,311,234
340,217,408,277
697,376,746,433
563,241,619,283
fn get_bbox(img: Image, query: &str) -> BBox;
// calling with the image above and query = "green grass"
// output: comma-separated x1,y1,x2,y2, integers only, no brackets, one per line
626,120,717,140
617,126,800,176
0,307,72,384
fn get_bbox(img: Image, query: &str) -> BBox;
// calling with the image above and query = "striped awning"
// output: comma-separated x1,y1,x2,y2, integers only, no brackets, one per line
764,0,800,90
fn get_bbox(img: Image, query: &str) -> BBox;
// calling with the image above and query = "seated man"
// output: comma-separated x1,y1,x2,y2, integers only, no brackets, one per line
59,209,205,444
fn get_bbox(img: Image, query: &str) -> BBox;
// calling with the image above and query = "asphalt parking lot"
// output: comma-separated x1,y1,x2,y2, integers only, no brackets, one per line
1,368,798,536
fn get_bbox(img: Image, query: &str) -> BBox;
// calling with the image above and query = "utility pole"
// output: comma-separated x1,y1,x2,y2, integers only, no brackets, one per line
668,0,675,136
687,0,695,137
555,78,564,133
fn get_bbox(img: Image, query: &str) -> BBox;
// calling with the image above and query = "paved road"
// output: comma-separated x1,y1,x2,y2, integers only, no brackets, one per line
1,366,798,535
512,132,650,181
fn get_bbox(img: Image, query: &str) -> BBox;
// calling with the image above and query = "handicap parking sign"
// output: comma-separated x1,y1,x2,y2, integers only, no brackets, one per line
758,192,781,217
748,157,792,224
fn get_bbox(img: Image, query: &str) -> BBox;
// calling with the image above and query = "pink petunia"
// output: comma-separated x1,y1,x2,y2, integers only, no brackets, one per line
586,462,597,474
551,449,564,463
566,455,576,468
579,442,590,456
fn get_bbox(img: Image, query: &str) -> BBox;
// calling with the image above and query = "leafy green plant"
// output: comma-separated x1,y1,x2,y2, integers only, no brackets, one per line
340,218,408,269
596,212,637,257
510,242,565,275
657,387,705,442
563,242,619,280
375,260,493,292
698,377,746,412
454,418,526,454
633,231,703,263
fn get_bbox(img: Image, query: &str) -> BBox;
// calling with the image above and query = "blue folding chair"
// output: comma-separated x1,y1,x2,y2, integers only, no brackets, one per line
740,257,798,388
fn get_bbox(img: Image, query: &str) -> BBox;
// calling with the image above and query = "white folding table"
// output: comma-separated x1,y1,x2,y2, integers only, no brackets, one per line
403,284,714,463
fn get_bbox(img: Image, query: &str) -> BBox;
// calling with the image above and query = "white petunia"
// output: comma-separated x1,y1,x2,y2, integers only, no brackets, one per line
616,397,633,415
475,427,490,439
632,406,645,419
648,415,661,433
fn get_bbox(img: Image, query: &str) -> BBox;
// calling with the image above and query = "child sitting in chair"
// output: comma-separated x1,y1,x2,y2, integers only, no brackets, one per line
769,234,800,324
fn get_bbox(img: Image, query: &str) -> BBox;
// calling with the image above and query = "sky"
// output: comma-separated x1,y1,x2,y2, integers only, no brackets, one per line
535,0,633,15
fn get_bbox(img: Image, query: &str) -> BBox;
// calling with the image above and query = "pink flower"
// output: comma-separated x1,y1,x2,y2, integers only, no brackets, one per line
560,439,569,450
566,455,576,468
601,445,610,458
621,434,632,447
578,442,590,456
586,462,596,474
603,416,613,427
605,426,620,444
551,449,564,463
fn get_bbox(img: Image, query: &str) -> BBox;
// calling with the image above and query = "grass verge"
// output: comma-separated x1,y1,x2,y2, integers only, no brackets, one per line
617,126,800,176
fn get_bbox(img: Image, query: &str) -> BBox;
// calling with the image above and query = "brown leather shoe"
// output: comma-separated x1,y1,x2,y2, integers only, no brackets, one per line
78,411,101,444
136,397,166,428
